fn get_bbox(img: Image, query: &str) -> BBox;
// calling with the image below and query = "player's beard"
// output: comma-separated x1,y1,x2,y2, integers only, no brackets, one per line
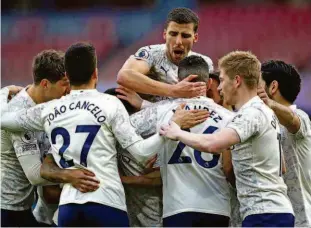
264,86,273,99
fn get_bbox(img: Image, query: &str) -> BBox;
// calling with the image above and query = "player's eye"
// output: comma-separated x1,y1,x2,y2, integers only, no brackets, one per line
182,33,192,38
169,31,178,36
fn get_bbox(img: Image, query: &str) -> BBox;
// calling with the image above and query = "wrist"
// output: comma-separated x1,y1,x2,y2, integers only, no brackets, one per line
269,100,276,110
61,170,72,183
168,84,177,97
176,128,183,141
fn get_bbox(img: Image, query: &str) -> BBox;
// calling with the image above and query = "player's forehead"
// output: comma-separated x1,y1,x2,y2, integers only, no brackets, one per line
166,21,195,34
219,69,227,80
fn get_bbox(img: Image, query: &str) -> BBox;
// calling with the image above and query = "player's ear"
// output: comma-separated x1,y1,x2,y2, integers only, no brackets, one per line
92,68,98,81
40,79,50,90
163,29,167,41
270,80,279,96
206,78,213,91
235,75,242,88
194,33,198,43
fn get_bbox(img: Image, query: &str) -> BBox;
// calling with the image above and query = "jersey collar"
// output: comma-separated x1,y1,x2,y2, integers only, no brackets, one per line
70,89,98,94
239,96,263,110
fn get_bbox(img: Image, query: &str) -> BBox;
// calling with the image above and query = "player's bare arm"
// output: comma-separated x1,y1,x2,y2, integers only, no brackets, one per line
116,86,145,110
120,170,162,187
117,57,206,98
160,121,240,154
258,86,300,134
40,154,100,193
42,185,62,204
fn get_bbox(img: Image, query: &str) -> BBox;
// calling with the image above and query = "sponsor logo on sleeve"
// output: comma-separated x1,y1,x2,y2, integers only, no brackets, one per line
21,131,35,143
134,49,149,59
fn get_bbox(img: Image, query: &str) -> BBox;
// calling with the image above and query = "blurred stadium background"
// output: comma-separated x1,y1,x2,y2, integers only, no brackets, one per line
2,0,311,116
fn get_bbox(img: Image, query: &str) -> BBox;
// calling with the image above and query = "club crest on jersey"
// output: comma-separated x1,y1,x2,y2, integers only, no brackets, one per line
135,49,149,59
21,131,35,143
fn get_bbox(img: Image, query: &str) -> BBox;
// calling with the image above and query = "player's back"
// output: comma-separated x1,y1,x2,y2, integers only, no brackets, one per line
281,107,311,226
156,97,233,218
227,97,293,219
41,89,139,211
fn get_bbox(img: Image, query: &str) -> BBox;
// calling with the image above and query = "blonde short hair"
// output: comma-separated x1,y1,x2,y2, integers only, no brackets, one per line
218,51,261,89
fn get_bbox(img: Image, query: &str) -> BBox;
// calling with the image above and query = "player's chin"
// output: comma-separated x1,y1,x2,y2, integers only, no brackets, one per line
172,54,184,64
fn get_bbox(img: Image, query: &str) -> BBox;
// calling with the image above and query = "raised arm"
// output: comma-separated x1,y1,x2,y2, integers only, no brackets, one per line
111,98,164,164
0,86,23,114
160,121,239,154
1,103,45,132
160,107,263,154
258,87,300,134
117,57,206,98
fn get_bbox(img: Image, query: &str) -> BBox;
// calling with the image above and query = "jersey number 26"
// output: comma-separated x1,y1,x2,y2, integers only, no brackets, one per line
168,126,220,168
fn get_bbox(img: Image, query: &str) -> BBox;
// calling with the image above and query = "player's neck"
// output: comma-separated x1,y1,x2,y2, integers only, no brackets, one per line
71,83,96,91
234,89,257,110
27,84,45,104
275,96,292,107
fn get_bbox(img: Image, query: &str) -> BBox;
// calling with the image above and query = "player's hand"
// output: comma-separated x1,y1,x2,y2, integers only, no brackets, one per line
257,86,274,108
144,154,159,174
6,85,23,99
160,121,181,141
116,86,143,110
171,75,206,98
172,103,209,129
66,169,100,193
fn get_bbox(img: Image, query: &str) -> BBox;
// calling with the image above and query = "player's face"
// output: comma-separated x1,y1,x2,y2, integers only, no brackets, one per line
164,22,198,65
218,69,236,105
207,78,222,104
46,76,70,101
259,75,273,98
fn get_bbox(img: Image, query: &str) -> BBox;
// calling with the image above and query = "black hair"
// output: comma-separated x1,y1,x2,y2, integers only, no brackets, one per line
178,55,209,82
65,42,97,86
261,60,301,103
104,88,136,114
32,50,65,85
209,71,220,84
166,7,199,32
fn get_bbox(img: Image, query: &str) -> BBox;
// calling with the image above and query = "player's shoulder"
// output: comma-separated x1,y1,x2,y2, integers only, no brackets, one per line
293,107,310,122
138,44,165,52
8,89,35,110
134,44,165,59
188,51,214,72
240,96,269,115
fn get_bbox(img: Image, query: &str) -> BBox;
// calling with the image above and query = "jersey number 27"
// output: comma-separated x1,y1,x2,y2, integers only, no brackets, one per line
51,125,100,168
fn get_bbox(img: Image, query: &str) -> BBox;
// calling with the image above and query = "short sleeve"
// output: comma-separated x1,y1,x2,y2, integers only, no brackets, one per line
110,99,143,148
293,109,311,140
11,131,41,157
226,107,265,143
132,46,154,67
0,87,10,114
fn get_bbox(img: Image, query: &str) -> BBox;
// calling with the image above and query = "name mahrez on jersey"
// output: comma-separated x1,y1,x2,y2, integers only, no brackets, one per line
46,100,106,125
184,104,223,123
